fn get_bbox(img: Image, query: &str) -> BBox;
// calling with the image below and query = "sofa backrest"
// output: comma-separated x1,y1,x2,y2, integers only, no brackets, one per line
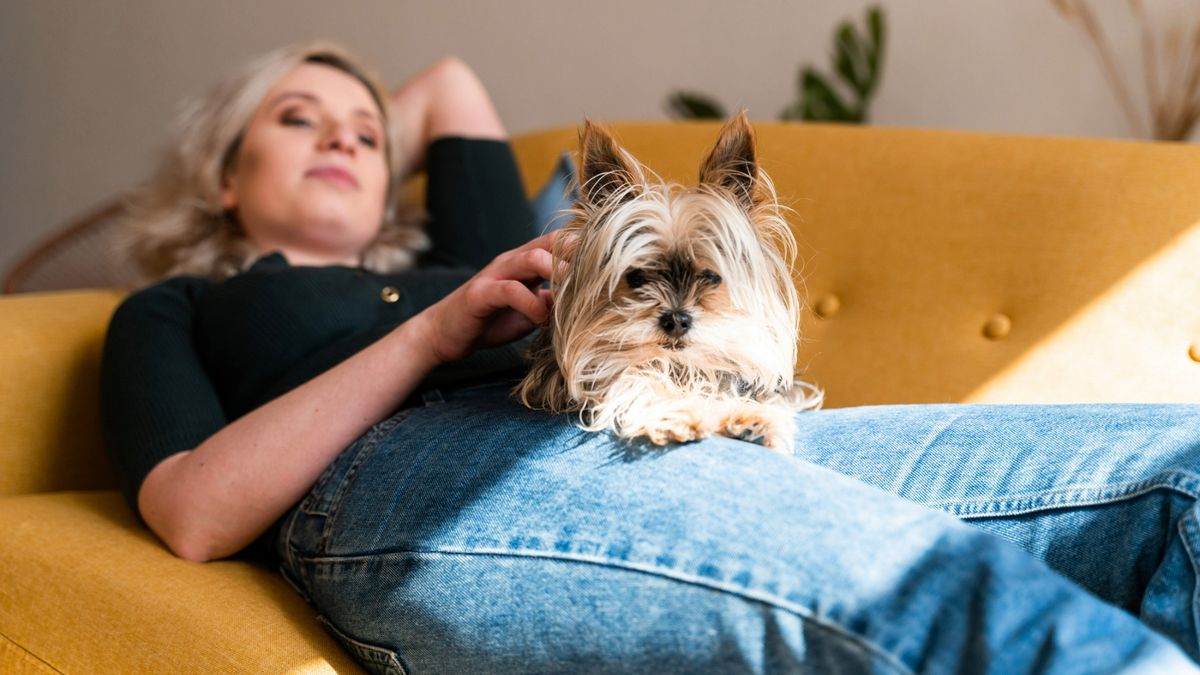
513,122,1200,408
5,122,1200,496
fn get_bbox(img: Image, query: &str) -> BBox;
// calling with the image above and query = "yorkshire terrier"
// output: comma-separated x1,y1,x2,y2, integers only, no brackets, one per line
516,112,821,453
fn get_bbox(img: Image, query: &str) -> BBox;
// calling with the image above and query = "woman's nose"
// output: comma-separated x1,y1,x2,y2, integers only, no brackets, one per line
319,122,358,155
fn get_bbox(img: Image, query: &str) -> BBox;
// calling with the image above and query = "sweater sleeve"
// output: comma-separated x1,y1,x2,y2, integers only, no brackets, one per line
420,136,537,269
100,276,226,525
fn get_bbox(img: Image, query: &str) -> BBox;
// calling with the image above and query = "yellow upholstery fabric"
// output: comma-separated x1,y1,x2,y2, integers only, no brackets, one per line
3,122,1200,672
0,290,123,497
0,633,58,675
0,491,360,674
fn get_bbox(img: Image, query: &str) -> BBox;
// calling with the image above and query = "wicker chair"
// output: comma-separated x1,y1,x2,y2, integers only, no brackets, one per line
2,199,143,294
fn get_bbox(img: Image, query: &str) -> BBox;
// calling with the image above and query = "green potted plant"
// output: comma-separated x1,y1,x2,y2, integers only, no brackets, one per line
667,5,886,123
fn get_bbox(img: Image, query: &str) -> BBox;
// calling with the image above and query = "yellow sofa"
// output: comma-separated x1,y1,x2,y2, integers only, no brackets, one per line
4,122,1200,673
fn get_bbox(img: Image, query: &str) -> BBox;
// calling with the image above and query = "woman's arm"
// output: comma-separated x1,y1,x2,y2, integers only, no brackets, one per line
389,56,507,176
141,232,563,562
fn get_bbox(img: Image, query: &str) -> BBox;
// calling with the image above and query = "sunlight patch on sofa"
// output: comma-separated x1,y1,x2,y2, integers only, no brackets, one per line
965,221,1200,404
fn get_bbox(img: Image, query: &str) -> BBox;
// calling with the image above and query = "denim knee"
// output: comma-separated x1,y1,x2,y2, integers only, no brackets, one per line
278,397,1199,673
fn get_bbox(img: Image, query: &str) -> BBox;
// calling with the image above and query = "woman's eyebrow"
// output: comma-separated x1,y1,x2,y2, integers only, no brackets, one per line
267,91,383,128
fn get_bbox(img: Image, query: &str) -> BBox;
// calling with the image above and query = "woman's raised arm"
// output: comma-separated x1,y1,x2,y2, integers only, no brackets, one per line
389,56,507,176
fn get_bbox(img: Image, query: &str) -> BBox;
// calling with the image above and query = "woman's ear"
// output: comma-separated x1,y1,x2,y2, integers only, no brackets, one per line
220,174,238,211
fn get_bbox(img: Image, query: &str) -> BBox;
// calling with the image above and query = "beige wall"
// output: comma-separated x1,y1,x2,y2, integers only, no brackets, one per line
0,0,1190,278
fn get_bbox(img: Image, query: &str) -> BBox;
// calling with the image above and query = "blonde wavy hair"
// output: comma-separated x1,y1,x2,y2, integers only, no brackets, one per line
120,40,428,284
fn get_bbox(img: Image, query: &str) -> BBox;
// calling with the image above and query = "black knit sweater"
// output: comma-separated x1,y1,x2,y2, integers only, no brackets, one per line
100,137,537,562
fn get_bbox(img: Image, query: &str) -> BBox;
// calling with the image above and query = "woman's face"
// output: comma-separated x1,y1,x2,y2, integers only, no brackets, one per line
221,62,390,266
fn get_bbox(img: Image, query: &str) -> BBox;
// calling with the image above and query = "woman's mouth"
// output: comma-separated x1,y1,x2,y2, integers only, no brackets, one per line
305,165,360,190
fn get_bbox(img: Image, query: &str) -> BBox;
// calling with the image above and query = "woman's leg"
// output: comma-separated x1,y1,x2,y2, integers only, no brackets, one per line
790,403,1200,659
275,388,1197,674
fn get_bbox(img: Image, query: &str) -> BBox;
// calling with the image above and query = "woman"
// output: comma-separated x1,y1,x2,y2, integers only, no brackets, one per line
102,41,1200,673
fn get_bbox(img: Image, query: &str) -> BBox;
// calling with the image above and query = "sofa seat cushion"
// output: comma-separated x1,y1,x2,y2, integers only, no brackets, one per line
0,491,362,674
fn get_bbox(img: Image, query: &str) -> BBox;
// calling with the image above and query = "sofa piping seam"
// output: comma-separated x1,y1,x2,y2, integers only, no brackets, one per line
0,629,65,674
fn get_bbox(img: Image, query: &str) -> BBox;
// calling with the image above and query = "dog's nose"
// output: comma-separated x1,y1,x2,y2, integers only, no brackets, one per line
658,310,693,337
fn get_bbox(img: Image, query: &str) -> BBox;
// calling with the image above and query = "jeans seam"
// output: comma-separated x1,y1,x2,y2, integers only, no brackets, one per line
287,410,414,562
301,412,409,517
315,614,410,675
315,415,405,550
277,507,313,603
1177,507,1200,654
930,471,1200,519
300,547,916,675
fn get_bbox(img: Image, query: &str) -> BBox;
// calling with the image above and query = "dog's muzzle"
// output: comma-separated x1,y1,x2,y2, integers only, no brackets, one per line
658,309,693,338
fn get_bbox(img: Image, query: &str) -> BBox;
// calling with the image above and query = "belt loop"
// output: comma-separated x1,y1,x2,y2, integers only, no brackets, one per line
421,389,445,406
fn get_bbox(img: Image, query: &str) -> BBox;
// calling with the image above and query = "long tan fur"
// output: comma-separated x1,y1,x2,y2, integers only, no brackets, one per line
516,113,821,452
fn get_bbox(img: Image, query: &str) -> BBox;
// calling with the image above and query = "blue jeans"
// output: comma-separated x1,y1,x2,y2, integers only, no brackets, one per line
274,382,1200,674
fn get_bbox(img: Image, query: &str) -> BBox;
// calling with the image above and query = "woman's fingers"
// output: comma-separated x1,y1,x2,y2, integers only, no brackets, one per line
482,311,536,345
516,229,578,263
553,230,579,263
491,247,566,286
479,279,549,325
505,280,550,324
430,234,569,360
515,229,559,254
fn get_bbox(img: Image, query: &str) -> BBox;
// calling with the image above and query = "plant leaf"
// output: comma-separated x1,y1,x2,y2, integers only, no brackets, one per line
801,69,858,122
665,91,726,120
779,100,804,121
835,23,870,97
865,5,885,93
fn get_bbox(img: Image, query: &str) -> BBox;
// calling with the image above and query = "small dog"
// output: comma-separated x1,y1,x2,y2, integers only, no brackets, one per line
516,112,821,453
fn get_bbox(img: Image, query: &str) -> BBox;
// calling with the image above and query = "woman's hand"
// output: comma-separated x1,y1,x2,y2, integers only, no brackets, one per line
415,230,568,365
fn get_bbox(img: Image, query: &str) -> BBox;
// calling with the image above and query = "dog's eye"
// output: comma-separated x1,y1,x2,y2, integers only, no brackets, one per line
699,269,722,286
625,269,647,288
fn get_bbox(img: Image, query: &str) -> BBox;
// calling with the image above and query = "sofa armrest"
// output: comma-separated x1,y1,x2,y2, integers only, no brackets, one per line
0,289,124,496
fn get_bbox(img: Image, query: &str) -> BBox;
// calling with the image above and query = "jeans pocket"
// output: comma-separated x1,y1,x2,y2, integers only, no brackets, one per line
299,449,353,515
298,441,363,516
1177,507,1200,659
300,409,413,517
316,614,409,675
1142,503,1200,661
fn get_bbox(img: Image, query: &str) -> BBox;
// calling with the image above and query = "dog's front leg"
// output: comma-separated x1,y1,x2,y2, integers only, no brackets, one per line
716,399,797,454
615,392,720,447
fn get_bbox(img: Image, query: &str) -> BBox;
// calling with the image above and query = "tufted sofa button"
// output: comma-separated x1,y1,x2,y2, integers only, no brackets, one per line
983,313,1011,340
813,294,840,319
1190,341,1200,363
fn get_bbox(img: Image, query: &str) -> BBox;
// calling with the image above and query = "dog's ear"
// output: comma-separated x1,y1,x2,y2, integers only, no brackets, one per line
578,120,640,206
699,110,759,209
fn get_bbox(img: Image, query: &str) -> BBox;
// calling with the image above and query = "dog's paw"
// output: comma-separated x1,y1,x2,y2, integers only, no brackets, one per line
626,409,712,447
722,413,768,442
644,417,706,446
720,406,795,454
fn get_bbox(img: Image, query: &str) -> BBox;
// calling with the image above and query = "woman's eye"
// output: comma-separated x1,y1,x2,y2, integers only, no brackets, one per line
281,114,312,128
358,134,378,148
